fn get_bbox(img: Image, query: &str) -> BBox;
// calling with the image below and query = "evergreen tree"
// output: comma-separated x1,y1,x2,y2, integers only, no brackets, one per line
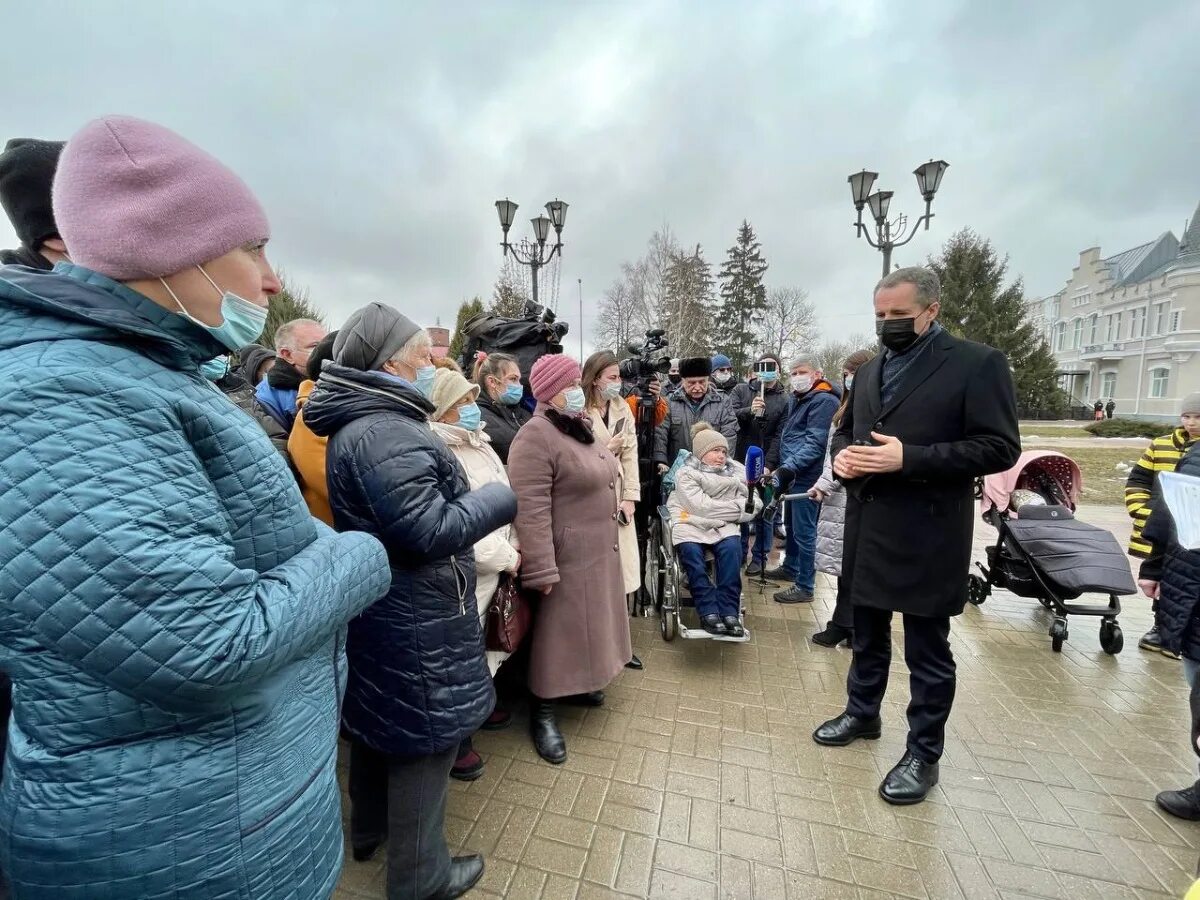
448,296,486,364
716,220,769,371
928,229,1066,415
662,244,717,357
258,270,324,347
490,258,530,318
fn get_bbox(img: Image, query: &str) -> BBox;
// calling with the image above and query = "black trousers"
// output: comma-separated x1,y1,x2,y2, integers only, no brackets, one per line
845,606,955,762
831,577,854,630
348,740,457,900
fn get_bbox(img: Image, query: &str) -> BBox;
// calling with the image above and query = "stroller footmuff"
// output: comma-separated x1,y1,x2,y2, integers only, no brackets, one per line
971,451,1135,654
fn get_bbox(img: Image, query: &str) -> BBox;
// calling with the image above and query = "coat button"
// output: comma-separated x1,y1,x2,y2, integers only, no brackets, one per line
613,545,619,552
612,512,618,520
874,421,883,429
609,482,615,489
864,494,874,502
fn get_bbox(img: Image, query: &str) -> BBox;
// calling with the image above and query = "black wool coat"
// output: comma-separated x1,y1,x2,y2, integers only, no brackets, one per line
833,329,1020,618
478,391,531,465
1141,447,1200,661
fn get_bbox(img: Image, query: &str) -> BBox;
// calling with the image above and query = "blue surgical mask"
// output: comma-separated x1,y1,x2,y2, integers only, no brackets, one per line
601,381,623,401
200,356,230,382
563,386,586,414
845,374,855,390
760,370,778,383
500,383,524,406
414,365,436,398
456,403,482,431
161,266,268,353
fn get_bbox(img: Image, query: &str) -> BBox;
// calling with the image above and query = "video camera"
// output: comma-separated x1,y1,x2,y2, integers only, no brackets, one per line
619,328,671,393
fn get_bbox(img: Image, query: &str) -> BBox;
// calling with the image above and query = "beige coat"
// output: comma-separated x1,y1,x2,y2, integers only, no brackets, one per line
667,457,759,545
588,398,641,594
508,408,631,699
431,421,519,676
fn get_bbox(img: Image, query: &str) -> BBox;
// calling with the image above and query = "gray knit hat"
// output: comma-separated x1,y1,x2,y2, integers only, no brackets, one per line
1181,393,1200,416
333,302,421,371
691,421,728,459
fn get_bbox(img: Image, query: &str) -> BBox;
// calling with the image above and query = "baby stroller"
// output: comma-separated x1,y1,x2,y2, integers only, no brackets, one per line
968,450,1135,654
642,497,752,644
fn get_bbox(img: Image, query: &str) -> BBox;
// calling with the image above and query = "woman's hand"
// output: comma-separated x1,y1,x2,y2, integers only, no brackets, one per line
505,552,522,575
539,585,553,596
620,500,636,523
607,434,624,455
807,487,826,502
1138,579,1159,600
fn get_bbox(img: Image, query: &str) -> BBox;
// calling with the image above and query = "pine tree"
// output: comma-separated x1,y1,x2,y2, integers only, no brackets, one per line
662,244,717,357
258,270,325,347
490,258,530,319
928,228,1066,415
716,220,769,371
448,296,486,364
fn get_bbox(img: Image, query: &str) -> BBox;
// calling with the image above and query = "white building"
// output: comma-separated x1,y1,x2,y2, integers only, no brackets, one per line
1033,201,1200,420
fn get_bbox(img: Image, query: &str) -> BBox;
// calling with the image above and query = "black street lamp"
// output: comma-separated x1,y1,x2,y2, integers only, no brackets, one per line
494,197,568,307
847,160,948,277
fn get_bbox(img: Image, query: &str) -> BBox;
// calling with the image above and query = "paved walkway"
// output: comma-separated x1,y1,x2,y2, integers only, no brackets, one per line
336,506,1197,899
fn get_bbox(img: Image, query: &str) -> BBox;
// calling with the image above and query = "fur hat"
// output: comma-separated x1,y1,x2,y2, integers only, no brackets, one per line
529,354,582,402
430,367,479,422
679,356,712,379
1181,393,1200,416
691,421,728,459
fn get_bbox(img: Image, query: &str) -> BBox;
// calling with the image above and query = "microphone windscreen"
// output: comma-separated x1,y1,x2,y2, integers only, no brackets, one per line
744,445,764,482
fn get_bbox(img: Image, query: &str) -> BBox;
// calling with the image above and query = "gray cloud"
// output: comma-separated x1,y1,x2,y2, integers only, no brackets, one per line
2,0,1196,351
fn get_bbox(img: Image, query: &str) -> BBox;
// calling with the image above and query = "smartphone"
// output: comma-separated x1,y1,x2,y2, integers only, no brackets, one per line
754,360,778,376
617,507,632,526
612,419,626,435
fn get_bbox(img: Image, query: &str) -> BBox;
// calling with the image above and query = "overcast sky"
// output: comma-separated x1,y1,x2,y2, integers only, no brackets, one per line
2,0,1197,354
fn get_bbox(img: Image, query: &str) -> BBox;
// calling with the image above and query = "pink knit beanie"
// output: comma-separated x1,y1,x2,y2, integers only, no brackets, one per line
52,116,270,280
529,354,582,402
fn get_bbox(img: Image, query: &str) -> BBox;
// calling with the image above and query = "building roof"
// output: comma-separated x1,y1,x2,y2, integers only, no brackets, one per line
1103,232,1179,286
1178,199,1200,263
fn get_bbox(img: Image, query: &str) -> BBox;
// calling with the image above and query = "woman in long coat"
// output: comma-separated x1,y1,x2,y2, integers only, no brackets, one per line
508,354,630,765
810,349,874,648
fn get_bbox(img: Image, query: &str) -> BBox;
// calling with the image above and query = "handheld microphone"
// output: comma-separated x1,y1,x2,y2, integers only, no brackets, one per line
744,446,764,513
763,467,795,519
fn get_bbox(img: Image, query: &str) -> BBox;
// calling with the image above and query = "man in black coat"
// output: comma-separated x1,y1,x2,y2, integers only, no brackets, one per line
731,354,789,574
813,267,1019,805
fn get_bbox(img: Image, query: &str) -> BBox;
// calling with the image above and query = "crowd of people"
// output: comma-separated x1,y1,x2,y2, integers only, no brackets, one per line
2,114,1196,899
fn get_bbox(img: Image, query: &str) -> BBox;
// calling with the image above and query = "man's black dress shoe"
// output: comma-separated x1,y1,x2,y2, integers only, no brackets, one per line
812,713,882,746
426,854,486,899
625,654,644,670
879,752,939,805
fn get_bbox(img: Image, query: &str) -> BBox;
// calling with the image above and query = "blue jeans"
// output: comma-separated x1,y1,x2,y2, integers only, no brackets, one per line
1185,656,1200,691
740,518,775,566
678,537,743,619
782,496,819,593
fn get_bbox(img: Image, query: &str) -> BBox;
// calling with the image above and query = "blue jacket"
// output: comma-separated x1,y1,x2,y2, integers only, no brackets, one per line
255,377,299,432
0,264,392,900
776,381,839,491
304,365,518,756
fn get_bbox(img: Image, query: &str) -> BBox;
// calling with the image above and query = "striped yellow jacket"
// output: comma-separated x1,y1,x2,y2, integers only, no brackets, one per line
1125,426,1197,557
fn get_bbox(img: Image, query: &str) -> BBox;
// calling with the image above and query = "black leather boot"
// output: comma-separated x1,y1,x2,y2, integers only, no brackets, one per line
722,616,745,637
700,614,728,636
425,853,486,899
530,696,567,764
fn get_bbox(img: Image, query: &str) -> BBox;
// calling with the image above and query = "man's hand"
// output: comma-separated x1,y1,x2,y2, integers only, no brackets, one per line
807,487,826,502
647,378,661,398
1138,579,1160,600
657,463,669,475
751,397,765,415
833,453,860,480
841,432,904,475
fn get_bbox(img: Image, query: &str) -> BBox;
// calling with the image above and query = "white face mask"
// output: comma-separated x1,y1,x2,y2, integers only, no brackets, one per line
601,381,623,401
790,374,813,394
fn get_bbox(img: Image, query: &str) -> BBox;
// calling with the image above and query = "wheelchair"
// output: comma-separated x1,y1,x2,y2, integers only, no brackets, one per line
642,504,751,643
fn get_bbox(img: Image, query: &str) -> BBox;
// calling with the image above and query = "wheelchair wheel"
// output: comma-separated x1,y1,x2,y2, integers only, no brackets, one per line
658,543,679,642
643,519,663,612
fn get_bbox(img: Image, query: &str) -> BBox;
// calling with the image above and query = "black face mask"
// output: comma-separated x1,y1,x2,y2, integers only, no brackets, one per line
668,374,682,385
876,314,926,353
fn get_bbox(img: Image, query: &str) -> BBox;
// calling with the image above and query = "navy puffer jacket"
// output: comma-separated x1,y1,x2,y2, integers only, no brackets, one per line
304,364,518,756
1142,446,1200,661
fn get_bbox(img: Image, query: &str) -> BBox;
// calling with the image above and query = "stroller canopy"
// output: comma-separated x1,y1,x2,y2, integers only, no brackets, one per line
981,450,1081,515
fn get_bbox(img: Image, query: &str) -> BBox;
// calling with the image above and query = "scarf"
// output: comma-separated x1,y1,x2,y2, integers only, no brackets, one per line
544,407,595,444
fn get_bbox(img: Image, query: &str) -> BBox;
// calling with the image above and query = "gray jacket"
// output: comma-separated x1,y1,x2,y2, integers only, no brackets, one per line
813,431,846,576
653,387,739,466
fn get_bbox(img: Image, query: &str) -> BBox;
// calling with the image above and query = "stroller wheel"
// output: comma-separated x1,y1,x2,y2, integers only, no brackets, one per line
967,574,989,606
1049,618,1068,653
1099,621,1123,655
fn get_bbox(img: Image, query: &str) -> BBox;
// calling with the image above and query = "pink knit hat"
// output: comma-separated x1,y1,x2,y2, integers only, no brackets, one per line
52,116,270,280
529,354,582,402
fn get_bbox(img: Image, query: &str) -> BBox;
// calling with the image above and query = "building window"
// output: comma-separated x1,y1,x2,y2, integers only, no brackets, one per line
1054,322,1065,351
1155,302,1170,335
1072,318,1083,349
1114,311,1123,340
1172,310,1183,332
1150,367,1169,399
1131,307,1146,339
1089,314,1099,344
1101,372,1117,398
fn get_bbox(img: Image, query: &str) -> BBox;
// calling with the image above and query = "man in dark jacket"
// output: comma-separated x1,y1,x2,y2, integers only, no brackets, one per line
0,138,67,270
814,267,1019,805
1106,398,1116,419
1137,444,1200,819
256,318,327,431
235,342,277,386
305,302,516,900
766,357,839,602
654,357,738,470
730,354,789,574
710,353,741,397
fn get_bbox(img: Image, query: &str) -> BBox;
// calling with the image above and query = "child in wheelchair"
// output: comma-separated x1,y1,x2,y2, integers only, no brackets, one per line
666,423,761,637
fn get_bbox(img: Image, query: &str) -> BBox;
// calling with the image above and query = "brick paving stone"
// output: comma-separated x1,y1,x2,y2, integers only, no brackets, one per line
335,505,1199,898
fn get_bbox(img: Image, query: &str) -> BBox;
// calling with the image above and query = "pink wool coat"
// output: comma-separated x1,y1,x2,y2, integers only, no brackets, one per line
507,407,632,699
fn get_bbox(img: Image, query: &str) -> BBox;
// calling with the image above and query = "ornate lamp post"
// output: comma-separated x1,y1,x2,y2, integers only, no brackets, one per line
847,160,949,277
494,198,568,307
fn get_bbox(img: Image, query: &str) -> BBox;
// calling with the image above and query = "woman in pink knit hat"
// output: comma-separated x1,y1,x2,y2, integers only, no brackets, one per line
0,116,392,900
507,354,632,764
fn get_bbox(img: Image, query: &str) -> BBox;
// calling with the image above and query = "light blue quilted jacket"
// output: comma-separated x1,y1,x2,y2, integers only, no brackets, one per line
0,264,392,899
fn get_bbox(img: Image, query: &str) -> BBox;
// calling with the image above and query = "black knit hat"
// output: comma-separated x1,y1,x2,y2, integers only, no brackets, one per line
306,330,339,381
679,356,712,379
0,138,65,250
